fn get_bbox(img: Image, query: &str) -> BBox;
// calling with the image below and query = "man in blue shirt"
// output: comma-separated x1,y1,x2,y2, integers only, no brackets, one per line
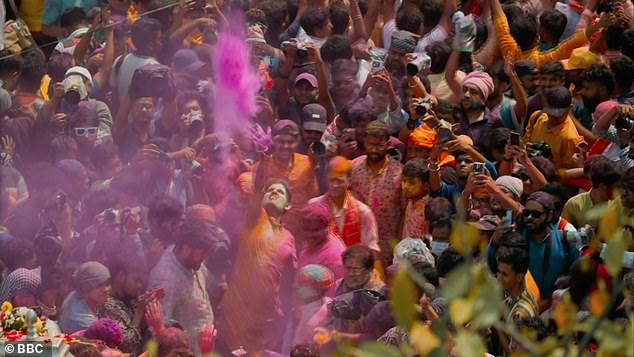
488,191,579,310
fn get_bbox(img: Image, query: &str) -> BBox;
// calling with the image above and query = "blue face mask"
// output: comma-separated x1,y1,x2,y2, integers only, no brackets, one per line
470,100,484,110
430,241,449,255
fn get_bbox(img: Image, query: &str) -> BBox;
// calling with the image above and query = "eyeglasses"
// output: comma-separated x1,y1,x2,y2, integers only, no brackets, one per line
74,127,98,137
522,209,546,218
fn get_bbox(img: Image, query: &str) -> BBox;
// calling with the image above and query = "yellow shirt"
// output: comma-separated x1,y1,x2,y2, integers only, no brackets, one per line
493,13,589,68
19,0,46,32
524,111,581,169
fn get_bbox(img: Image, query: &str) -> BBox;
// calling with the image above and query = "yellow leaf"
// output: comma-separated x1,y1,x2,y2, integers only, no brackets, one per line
144,339,159,357
450,222,480,255
454,329,485,357
450,297,473,326
1,301,13,313
604,233,626,277
589,280,609,316
389,269,418,330
410,321,440,356
598,204,618,241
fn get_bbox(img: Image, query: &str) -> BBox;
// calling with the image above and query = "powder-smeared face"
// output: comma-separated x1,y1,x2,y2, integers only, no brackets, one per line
327,157,351,197
461,84,485,111
401,176,425,199
273,134,298,162
263,183,290,213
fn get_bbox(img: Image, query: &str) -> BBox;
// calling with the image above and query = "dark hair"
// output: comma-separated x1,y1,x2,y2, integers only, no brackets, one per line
487,61,510,84
544,86,572,108
258,0,287,30
245,8,267,25
396,4,423,34
157,327,191,357
329,2,350,35
68,101,99,128
510,15,538,51
496,247,529,275
537,182,571,211
148,194,184,222
23,162,64,193
175,218,218,250
0,49,22,78
0,238,35,270
320,35,353,62
82,189,119,224
501,3,523,24
425,197,452,223
130,18,162,50
488,127,511,154
515,317,548,340
50,135,79,160
568,255,601,308
605,26,625,50
579,64,615,96
539,9,567,42
60,7,87,28
346,98,376,124
403,158,429,182
90,142,120,170
540,60,565,79
342,244,375,270
610,56,634,91
176,91,208,115
106,256,147,282
429,216,452,232
47,53,75,83
290,344,320,357
436,248,465,278
17,50,46,92
68,341,102,357
621,28,634,60
419,0,442,29
498,231,528,251
300,7,329,36
585,155,622,188
425,41,451,74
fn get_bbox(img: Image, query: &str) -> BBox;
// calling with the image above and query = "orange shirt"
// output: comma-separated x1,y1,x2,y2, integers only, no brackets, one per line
525,271,541,306
493,13,589,68
524,111,582,169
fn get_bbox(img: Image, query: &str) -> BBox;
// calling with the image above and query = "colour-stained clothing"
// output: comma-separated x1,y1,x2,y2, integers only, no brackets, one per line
493,12,588,68
524,112,582,169
401,197,428,240
148,247,214,355
220,210,297,352
291,297,332,347
350,156,403,264
298,233,347,281
504,288,539,321
309,193,380,251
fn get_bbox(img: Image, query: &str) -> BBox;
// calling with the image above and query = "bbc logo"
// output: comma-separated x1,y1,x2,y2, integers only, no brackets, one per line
1,341,51,357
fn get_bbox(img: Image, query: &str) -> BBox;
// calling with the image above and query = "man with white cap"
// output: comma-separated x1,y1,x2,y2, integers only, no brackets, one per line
42,66,114,142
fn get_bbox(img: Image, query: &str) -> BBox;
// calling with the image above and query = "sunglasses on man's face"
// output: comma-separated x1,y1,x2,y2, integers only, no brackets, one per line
74,127,98,137
522,209,546,218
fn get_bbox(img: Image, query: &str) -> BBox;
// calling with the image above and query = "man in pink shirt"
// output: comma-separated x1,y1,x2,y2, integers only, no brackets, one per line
298,202,347,281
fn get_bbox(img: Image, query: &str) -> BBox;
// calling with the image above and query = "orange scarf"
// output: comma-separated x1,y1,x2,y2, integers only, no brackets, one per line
328,192,361,247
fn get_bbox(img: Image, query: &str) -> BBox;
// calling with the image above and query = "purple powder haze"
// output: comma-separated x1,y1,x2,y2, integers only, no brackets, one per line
212,14,261,136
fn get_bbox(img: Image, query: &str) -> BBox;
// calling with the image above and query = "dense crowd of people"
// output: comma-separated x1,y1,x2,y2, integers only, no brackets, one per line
0,0,633,355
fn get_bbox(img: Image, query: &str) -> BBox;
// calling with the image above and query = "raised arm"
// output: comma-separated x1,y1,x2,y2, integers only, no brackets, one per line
505,58,528,121
363,0,381,41
444,49,464,99
93,22,116,91
348,0,368,43
306,43,336,120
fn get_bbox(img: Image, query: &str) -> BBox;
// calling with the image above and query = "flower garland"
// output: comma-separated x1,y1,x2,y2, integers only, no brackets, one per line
0,301,70,343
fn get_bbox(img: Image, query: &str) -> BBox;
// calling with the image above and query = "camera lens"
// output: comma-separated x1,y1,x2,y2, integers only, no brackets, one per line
64,90,81,106
311,142,326,156
415,104,427,116
406,63,419,76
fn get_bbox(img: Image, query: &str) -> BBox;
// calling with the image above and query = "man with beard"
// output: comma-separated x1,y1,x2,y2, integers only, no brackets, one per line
253,120,319,241
514,60,540,98
309,156,380,251
385,30,417,80
220,179,297,353
489,192,579,307
571,64,615,129
117,96,156,163
350,121,403,267
148,219,217,355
